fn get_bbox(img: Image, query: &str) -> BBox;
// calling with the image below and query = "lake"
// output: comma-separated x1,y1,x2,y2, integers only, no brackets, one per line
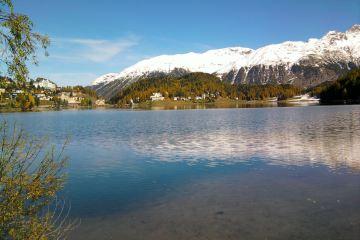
2,105,360,240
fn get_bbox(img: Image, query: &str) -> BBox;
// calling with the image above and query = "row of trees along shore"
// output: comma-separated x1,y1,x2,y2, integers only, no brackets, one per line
111,72,302,104
1,0,77,239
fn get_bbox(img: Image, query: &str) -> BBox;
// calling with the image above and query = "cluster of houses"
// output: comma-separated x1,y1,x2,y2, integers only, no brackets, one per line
0,77,106,106
57,92,105,106
149,92,218,102
58,92,85,105
0,78,59,100
34,93,52,101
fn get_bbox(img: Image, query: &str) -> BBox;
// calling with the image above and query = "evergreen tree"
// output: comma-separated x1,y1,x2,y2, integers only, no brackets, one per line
319,68,360,103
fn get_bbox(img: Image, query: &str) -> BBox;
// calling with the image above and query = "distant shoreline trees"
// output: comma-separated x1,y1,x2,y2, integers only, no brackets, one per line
111,69,360,105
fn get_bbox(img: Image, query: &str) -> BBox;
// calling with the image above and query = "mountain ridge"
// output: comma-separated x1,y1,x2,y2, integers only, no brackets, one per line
92,25,360,99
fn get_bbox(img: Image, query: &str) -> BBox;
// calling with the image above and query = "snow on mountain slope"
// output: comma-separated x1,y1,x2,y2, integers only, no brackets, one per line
93,73,122,85
243,25,359,67
92,25,360,98
117,47,253,80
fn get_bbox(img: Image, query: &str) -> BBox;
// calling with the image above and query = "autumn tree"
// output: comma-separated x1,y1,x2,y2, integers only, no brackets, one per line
15,93,35,111
0,1,76,239
0,123,77,239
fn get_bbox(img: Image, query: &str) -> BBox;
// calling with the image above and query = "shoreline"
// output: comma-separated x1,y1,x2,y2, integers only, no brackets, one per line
1,99,358,113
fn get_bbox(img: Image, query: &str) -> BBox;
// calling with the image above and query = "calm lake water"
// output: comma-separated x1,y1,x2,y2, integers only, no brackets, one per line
2,105,360,240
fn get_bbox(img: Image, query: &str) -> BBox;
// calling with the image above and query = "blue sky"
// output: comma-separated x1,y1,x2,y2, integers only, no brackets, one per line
16,0,360,86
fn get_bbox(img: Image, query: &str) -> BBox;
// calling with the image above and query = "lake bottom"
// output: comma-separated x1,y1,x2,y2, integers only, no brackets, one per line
69,163,360,240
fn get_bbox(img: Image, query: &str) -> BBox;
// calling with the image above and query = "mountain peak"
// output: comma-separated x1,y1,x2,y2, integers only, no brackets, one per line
93,73,120,85
322,30,347,43
347,24,360,33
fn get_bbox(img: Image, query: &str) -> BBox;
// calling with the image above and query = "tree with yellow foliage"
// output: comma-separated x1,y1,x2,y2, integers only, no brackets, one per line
15,93,36,111
1,0,77,238
0,123,77,239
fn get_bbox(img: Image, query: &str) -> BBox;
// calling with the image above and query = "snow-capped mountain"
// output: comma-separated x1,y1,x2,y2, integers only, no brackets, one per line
93,25,360,99
92,47,253,85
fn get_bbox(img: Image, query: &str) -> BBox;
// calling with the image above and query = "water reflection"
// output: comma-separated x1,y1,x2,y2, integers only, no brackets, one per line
2,106,360,171
129,106,360,170
3,105,360,239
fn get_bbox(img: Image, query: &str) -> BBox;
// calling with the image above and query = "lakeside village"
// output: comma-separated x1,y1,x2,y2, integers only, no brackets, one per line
113,73,324,106
129,91,319,105
148,92,319,102
0,77,106,111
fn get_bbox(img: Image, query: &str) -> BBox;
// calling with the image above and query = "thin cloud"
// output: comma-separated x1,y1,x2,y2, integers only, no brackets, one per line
51,36,139,63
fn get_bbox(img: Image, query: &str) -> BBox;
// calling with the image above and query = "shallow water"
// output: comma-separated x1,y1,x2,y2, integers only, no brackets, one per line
2,105,360,239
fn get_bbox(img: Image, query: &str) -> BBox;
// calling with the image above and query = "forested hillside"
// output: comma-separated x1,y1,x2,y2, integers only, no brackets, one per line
111,72,302,104
319,68,360,103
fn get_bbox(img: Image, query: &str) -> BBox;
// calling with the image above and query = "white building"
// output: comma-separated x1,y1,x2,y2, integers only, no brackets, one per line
33,78,57,91
195,94,207,101
35,93,51,101
59,92,83,104
288,94,320,102
150,92,164,101
95,99,106,106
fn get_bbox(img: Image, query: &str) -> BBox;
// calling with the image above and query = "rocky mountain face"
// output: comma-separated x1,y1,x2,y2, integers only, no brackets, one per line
92,25,360,99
